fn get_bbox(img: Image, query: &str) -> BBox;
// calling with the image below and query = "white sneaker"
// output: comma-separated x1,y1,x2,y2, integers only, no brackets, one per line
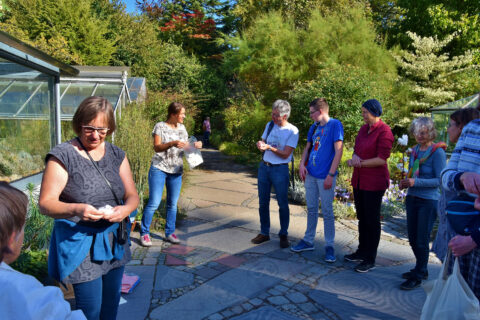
167,234,180,244
140,234,152,247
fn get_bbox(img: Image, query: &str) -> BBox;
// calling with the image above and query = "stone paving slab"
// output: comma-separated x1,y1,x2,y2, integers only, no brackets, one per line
117,266,155,320
183,185,253,206
197,180,258,194
149,257,308,320
247,197,306,215
309,264,441,320
179,221,267,254
230,306,303,320
155,265,194,290
187,205,259,226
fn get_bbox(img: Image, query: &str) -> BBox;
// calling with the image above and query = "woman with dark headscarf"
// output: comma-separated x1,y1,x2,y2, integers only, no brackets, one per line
345,99,394,273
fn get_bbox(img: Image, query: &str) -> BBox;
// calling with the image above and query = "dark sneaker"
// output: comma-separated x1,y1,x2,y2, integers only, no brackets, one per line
251,234,270,244
402,270,428,280
354,261,376,273
344,252,364,262
279,235,290,248
400,278,422,290
325,246,336,263
291,240,315,252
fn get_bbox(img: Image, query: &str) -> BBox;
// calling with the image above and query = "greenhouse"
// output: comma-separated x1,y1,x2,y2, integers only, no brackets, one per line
431,93,479,153
0,31,145,189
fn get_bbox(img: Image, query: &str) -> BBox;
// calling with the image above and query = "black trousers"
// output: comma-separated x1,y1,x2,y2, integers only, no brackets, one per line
353,188,385,264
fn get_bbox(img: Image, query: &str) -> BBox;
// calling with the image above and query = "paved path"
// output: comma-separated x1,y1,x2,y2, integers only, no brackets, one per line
118,149,441,320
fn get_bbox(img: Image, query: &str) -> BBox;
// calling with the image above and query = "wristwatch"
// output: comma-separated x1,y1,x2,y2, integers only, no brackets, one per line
328,172,335,177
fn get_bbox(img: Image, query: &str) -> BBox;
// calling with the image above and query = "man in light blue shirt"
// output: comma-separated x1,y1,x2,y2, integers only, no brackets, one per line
292,98,344,262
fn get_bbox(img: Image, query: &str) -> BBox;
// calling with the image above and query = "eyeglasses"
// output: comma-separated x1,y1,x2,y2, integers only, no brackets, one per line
309,110,318,115
447,122,457,128
82,125,109,135
414,131,429,137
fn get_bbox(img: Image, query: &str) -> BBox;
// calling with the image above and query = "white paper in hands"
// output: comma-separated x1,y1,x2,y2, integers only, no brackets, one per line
98,205,114,218
185,136,203,169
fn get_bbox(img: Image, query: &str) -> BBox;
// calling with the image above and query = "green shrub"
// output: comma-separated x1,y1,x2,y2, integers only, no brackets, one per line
223,100,271,152
115,102,155,214
23,183,53,251
288,65,393,146
333,200,357,220
11,250,48,283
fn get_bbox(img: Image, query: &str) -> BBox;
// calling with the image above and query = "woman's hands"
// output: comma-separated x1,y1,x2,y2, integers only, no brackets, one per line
347,154,362,167
75,204,131,223
399,178,415,189
171,140,188,149
194,141,202,149
103,205,131,223
75,204,104,222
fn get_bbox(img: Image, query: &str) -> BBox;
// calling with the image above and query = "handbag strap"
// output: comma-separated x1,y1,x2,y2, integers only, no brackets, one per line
76,137,121,206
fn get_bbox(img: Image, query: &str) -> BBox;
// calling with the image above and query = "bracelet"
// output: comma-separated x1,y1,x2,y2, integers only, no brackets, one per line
328,172,335,177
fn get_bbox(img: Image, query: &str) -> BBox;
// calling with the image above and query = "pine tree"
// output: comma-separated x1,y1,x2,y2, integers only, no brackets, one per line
394,31,475,113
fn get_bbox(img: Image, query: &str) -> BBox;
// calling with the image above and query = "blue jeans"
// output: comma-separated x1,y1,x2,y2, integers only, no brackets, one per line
72,266,124,320
405,195,437,280
304,173,336,247
141,166,183,237
257,162,290,236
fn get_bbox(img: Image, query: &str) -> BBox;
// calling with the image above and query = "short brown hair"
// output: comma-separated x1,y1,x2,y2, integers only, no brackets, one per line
0,182,28,263
309,98,329,112
167,102,185,120
72,96,116,136
450,107,480,128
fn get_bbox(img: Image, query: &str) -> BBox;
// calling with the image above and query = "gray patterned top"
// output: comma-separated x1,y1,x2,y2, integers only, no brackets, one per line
150,122,188,174
47,140,131,284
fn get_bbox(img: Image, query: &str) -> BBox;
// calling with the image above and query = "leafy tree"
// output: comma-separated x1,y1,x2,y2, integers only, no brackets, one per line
138,0,234,58
370,1,480,62
234,0,369,30
0,0,116,65
394,31,476,113
223,8,396,104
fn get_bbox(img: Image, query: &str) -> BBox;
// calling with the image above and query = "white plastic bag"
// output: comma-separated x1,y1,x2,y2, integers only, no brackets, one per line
184,136,203,169
420,251,480,320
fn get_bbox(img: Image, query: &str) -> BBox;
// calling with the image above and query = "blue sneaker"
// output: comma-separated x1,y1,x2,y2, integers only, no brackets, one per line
290,240,314,252
325,246,336,263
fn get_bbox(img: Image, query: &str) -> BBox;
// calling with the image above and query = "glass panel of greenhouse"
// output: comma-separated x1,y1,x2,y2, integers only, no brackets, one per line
0,32,146,186
0,53,57,182
431,93,479,153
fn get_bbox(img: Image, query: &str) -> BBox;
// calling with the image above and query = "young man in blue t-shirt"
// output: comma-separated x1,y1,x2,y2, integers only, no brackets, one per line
291,98,344,262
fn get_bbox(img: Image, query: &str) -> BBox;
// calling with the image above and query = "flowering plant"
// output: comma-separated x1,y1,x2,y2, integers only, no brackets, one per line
397,134,409,178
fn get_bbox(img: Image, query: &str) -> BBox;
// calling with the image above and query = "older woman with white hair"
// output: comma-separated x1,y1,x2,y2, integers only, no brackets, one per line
399,117,446,290
252,100,299,248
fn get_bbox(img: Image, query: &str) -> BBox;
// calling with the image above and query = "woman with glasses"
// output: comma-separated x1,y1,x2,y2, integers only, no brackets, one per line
139,102,202,247
39,96,139,320
398,117,446,290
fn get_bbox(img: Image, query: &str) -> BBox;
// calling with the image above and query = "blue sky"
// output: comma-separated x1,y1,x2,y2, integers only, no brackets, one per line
122,0,140,15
